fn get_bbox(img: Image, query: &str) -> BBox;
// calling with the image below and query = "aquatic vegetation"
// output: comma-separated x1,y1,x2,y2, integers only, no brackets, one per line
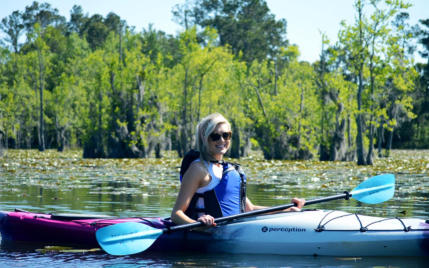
0,149,427,218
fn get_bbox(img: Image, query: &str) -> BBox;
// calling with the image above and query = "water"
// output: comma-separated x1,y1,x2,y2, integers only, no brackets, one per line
0,251,427,267
1,149,428,267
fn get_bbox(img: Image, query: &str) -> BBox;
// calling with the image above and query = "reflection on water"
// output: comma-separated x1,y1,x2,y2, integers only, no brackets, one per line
1,149,428,266
0,250,427,267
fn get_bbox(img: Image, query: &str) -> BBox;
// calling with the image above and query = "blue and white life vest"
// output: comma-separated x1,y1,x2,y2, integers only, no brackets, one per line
179,150,247,220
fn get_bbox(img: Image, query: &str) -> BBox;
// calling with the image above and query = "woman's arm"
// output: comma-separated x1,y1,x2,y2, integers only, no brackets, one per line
245,197,306,212
245,197,267,211
171,162,215,225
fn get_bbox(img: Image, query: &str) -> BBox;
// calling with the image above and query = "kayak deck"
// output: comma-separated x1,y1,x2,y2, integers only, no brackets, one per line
1,209,428,256
0,209,167,247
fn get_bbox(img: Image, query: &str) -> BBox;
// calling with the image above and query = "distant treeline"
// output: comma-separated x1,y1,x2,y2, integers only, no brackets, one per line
0,0,428,165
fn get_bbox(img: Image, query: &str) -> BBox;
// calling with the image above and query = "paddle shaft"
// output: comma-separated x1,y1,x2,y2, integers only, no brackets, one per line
167,192,350,233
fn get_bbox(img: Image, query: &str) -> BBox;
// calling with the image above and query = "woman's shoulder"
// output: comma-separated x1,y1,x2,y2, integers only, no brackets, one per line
183,160,208,181
187,160,208,174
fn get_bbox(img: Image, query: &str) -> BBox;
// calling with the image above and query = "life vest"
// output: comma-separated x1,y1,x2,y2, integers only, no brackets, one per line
179,150,247,220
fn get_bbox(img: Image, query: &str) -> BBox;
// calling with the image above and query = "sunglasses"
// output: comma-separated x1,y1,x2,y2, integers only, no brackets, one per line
209,131,232,141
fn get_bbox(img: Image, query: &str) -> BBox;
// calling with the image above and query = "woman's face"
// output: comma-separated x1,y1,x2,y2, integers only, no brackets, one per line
207,123,231,159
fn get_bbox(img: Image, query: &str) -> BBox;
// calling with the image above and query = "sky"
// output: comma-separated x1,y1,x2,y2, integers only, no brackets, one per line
1,0,428,63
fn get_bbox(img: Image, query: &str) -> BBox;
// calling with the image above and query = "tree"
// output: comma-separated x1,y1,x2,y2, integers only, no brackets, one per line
380,11,417,155
174,0,288,64
68,5,87,36
0,11,24,53
50,33,90,151
82,50,110,158
336,0,413,165
396,18,429,148
28,24,52,151
245,47,319,160
166,27,249,157
140,25,180,68
22,1,66,34
172,28,221,156
82,14,109,51
316,35,356,161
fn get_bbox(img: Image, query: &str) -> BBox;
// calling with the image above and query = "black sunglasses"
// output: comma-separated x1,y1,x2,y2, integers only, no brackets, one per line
209,131,232,141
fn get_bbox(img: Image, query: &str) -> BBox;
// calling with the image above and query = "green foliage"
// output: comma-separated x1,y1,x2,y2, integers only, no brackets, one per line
334,0,418,164
0,0,427,161
395,18,429,148
175,0,288,65
244,56,319,159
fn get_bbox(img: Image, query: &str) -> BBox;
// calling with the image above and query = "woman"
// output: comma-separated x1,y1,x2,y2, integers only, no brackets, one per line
171,113,305,226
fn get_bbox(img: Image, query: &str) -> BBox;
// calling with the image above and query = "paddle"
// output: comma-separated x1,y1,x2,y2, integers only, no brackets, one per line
96,173,395,255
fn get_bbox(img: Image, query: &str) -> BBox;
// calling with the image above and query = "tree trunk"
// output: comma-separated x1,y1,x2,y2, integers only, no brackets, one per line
330,103,347,161
355,1,366,165
254,85,267,118
366,120,374,165
97,84,105,157
56,125,65,152
366,32,378,165
273,59,278,95
386,129,394,157
356,68,366,165
179,67,190,157
155,143,162,158
319,104,330,161
0,93,4,154
230,120,240,158
197,75,203,122
37,49,45,152
377,124,384,157
297,83,304,149
240,136,251,157
0,130,4,156
385,104,398,157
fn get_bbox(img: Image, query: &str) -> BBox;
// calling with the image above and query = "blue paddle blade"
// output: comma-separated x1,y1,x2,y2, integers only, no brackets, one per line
350,174,395,204
96,222,163,255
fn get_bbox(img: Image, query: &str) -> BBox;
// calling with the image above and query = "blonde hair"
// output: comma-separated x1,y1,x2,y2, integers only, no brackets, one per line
196,113,231,161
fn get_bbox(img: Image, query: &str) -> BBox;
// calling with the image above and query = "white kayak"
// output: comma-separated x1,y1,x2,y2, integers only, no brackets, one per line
199,209,429,256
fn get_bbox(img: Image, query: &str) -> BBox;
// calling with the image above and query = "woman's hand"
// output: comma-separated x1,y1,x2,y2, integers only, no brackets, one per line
287,197,306,212
197,214,217,227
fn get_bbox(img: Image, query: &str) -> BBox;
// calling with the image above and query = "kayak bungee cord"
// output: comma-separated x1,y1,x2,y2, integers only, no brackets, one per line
314,210,429,232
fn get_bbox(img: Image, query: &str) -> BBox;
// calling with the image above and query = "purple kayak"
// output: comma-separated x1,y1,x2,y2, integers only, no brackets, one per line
0,209,195,252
